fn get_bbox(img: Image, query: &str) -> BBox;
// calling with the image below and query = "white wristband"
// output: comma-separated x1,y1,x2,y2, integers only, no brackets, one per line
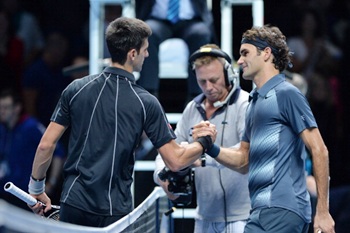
28,176,46,195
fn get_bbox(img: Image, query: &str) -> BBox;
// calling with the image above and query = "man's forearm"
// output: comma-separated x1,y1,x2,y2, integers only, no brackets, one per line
48,156,64,187
32,146,55,180
312,150,330,211
214,147,249,171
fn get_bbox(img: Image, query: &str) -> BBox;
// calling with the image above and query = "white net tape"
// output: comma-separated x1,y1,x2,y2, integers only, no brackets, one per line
0,187,168,233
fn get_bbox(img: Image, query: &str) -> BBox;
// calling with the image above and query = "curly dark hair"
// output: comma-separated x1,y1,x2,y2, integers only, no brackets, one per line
242,25,292,72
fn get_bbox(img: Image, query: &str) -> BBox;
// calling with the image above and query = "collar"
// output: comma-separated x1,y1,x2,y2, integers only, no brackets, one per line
103,66,136,83
250,74,285,101
193,87,241,106
194,87,241,120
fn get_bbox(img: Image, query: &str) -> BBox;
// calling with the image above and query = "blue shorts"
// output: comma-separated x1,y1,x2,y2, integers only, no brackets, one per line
244,207,309,233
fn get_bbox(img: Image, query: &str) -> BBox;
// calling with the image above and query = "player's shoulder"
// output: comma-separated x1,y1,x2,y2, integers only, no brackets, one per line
134,88,162,109
64,74,98,93
276,80,304,97
275,80,307,107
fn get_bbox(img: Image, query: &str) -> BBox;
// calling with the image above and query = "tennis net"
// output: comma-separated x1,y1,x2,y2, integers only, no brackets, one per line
0,186,169,233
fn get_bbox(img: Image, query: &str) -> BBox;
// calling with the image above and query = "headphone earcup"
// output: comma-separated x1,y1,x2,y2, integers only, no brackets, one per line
224,61,235,87
189,48,237,87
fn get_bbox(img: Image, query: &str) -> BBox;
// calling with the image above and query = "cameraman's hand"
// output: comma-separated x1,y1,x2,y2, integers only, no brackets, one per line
191,121,217,142
157,178,179,201
192,158,202,167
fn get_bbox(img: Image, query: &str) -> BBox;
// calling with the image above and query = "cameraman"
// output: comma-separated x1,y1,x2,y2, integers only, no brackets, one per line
154,44,251,233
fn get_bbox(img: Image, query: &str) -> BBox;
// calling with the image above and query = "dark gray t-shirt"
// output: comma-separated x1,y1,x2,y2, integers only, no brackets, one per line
51,66,175,216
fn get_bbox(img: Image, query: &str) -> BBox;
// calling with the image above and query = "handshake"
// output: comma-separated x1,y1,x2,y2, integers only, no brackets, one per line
191,121,218,157
192,121,220,158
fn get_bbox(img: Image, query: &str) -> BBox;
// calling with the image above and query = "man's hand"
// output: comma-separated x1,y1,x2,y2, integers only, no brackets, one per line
157,178,179,201
29,192,52,216
313,210,335,233
192,158,203,167
191,121,217,143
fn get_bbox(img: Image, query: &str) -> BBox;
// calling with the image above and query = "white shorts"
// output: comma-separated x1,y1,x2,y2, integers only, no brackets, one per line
194,219,247,233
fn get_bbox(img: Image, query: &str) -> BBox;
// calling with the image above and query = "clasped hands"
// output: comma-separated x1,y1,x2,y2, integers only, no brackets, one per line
191,120,217,143
190,121,217,156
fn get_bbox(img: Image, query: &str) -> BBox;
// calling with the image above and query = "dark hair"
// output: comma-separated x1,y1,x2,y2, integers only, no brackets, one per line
105,17,152,64
0,88,22,106
242,25,292,71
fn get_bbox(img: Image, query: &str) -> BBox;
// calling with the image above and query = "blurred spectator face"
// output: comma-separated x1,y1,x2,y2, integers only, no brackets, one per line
0,96,18,125
44,32,69,67
302,12,317,33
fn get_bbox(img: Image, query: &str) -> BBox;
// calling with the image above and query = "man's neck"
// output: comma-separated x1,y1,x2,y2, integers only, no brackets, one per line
111,62,133,73
6,116,19,129
254,69,279,89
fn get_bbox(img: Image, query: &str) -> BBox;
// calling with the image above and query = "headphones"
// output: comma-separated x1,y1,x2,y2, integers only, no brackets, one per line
189,47,240,108
188,47,238,87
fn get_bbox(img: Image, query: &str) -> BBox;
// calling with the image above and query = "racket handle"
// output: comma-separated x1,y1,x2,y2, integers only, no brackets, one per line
4,182,37,206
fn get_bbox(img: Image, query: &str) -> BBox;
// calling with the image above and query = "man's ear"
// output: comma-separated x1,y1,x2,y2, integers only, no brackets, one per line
263,47,273,62
128,49,137,61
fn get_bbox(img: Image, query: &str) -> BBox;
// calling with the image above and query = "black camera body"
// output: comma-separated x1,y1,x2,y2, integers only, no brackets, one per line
158,166,194,206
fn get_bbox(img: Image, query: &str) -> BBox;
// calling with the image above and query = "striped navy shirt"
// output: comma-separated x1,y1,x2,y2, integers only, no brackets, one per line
51,66,175,216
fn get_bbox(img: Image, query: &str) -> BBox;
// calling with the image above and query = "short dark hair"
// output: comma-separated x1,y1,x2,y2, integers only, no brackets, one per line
0,89,22,106
242,25,292,71
105,17,152,65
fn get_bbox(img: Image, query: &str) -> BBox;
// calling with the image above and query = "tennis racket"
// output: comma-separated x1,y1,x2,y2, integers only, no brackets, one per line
4,182,60,220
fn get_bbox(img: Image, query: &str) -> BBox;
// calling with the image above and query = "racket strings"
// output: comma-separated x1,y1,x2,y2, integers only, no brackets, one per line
45,209,60,221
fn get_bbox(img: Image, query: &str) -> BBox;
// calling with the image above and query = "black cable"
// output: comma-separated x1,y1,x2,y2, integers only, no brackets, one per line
219,103,229,233
218,169,228,233
220,102,229,146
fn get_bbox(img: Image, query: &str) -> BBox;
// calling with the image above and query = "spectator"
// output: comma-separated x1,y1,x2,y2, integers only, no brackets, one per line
287,8,341,79
135,0,215,100
287,8,342,183
154,44,251,233
329,2,350,232
22,31,71,127
0,89,65,210
1,0,45,67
